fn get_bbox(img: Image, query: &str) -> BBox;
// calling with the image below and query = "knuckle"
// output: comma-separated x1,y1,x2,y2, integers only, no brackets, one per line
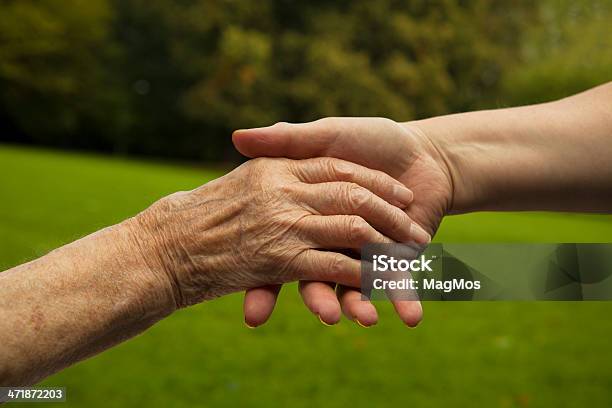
278,181,300,197
373,117,398,131
329,159,354,179
376,171,395,188
245,157,291,181
377,117,397,127
315,156,337,176
244,157,267,174
273,121,291,131
328,254,347,279
274,157,292,167
347,216,370,244
388,210,407,235
249,157,267,166
347,184,371,210
318,117,340,127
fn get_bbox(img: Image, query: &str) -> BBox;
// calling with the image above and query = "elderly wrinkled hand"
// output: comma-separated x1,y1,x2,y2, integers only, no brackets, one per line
130,156,425,308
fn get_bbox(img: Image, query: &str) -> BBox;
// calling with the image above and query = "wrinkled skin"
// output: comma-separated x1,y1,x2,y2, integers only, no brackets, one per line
133,156,426,309
233,118,454,327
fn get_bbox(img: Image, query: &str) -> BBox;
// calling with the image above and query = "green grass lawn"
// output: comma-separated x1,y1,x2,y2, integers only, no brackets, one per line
1,144,612,408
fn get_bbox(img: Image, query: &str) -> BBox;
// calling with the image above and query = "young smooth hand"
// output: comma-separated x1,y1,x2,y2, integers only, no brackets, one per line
233,117,453,327
233,82,612,328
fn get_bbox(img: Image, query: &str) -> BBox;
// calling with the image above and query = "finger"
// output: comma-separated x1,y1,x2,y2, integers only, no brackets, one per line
336,285,378,327
300,215,393,250
336,286,422,327
243,285,281,328
391,300,423,327
297,215,384,328
232,118,409,177
298,183,430,244
298,281,341,325
291,157,413,207
233,120,337,159
300,215,425,265
380,263,423,327
293,250,362,288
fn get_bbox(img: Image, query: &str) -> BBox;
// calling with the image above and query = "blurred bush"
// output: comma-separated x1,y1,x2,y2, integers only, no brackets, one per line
1,0,609,161
502,0,612,105
0,0,130,150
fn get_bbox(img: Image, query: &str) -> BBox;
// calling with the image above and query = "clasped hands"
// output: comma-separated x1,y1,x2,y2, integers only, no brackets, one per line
132,117,454,328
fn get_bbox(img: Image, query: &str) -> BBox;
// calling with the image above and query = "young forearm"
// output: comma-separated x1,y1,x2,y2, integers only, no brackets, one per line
0,221,176,386
415,82,612,213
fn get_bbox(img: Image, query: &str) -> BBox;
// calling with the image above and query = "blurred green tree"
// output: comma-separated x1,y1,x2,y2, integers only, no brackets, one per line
503,0,612,105
2,0,571,161
0,0,131,151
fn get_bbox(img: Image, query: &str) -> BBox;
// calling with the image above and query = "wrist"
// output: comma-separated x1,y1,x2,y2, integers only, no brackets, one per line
124,183,234,309
118,216,182,314
403,115,479,214
408,113,504,214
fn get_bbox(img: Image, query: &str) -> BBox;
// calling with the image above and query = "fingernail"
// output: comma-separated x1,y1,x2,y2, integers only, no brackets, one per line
405,316,423,328
393,185,414,205
245,321,257,329
410,223,431,244
405,320,420,328
354,319,371,328
318,314,334,326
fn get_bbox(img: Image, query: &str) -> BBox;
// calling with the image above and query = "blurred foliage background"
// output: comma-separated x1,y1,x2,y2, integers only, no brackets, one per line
1,0,610,161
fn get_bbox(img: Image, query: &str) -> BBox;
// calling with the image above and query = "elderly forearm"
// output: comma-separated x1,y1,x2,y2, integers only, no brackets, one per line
414,82,612,213
0,220,176,386
0,157,418,385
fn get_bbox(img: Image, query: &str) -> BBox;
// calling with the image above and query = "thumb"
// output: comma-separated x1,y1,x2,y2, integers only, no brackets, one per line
232,120,337,159
232,117,408,177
